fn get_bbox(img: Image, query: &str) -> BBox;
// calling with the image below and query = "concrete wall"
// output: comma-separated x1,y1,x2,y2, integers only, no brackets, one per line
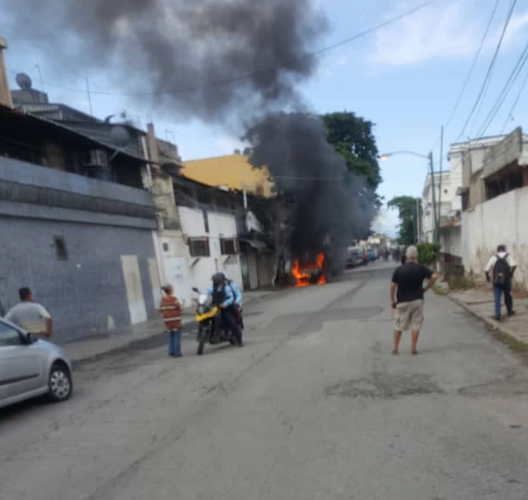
0,218,158,343
440,225,462,258
461,186,528,287
0,157,159,342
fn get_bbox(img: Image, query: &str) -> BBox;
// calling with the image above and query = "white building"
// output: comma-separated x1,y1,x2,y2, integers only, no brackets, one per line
458,128,528,287
421,171,452,243
155,177,244,308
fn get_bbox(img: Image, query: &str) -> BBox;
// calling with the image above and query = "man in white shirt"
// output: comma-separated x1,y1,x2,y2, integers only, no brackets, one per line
4,287,52,338
485,245,517,320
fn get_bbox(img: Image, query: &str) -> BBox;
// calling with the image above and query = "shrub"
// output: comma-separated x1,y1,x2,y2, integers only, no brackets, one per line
448,273,475,290
417,243,441,265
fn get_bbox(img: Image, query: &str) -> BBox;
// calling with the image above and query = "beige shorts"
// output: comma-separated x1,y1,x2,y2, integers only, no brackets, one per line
394,299,424,331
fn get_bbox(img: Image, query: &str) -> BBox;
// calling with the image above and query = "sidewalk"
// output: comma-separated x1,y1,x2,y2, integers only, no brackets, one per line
447,283,528,347
65,288,276,363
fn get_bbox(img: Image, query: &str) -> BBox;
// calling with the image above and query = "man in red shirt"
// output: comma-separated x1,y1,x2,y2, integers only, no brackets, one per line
159,284,182,357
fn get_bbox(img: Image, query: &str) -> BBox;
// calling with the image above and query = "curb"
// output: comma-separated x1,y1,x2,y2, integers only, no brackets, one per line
70,290,277,364
446,293,527,345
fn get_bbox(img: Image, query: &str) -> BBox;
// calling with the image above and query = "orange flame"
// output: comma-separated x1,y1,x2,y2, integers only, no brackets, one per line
292,252,327,287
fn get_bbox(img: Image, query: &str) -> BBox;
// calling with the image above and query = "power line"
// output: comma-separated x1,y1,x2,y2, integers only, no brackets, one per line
9,0,444,98
455,0,518,143
476,39,528,136
500,62,528,133
443,0,501,132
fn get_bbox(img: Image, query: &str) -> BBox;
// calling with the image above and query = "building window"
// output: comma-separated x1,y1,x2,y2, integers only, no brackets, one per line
162,242,170,252
189,237,210,257
461,193,469,211
53,236,68,260
220,238,239,255
203,209,209,233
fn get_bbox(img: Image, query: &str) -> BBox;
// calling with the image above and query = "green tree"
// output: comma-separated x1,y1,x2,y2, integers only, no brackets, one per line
388,196,420,246
322,111,382,189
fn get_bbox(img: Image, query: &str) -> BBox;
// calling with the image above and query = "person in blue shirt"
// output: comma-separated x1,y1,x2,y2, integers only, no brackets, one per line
225,277,244,330
227,279,242,305
207,273,242,346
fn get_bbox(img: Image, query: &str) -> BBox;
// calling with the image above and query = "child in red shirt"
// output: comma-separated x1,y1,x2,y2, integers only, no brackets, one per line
159,284,182,357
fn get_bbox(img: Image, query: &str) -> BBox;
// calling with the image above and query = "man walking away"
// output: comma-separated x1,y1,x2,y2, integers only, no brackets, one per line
159,284,182,357
5,287,52,338
390,246,437,355
485,245,516,320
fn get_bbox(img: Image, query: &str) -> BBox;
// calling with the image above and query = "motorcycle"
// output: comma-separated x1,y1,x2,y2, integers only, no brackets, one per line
192,287,235,355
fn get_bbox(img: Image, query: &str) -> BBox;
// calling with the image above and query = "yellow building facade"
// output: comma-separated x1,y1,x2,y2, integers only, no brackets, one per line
182,154,274,198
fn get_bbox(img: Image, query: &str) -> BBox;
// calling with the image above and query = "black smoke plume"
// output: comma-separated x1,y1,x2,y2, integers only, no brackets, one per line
5,0,378,273
4,0,327,121
246,113,377,273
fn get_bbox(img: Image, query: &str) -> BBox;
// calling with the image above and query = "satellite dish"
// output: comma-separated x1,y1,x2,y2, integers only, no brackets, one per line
109,126,131,148
16,73,32,90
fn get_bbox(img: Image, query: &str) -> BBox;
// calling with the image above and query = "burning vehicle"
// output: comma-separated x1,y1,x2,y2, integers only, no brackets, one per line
291,252,327,287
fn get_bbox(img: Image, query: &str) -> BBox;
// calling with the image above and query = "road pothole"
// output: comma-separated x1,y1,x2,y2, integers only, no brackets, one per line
325,372,444,399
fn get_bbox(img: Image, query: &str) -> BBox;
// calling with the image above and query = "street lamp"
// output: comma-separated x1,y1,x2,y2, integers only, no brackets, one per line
378,150,439,244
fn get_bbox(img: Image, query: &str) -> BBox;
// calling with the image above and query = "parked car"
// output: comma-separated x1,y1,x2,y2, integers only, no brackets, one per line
367,249,377,262
347,247,365,267
0,318,73,410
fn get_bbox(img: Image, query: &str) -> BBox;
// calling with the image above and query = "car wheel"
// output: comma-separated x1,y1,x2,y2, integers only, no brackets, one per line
48,363,73,402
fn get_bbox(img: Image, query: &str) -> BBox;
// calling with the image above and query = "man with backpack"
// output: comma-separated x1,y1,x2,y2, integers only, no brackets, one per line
485,245,517,320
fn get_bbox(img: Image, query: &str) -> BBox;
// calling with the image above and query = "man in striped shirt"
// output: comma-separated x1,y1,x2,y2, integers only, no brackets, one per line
159,284,182,357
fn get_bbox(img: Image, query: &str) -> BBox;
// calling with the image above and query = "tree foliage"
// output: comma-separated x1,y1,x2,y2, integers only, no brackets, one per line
388,195,419,246
417,243,441,265
322,111,382,189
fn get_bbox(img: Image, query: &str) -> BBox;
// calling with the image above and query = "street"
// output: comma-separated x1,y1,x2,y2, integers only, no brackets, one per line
1,262,528,500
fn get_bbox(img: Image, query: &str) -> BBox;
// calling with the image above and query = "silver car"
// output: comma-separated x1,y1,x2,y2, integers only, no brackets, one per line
0,318,73,410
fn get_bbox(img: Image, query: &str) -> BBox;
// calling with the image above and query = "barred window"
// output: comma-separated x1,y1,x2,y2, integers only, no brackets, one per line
189,237,210,257
220,238,238,255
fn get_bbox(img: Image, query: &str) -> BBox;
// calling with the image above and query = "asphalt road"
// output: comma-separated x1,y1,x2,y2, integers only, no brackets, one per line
1,261,528,500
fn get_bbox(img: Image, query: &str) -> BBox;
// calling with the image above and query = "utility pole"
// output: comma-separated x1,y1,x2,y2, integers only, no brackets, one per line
415,197,421,243
428,151,439,244
437,125,444,246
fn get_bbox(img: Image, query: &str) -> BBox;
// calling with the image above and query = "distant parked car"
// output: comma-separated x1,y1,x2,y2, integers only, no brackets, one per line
347,247,364,267
0,318,73,410
367,249,377,262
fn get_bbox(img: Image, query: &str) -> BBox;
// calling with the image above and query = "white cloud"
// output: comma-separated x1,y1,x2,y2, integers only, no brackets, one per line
504,11,528,45
368,1,528,67
369,2,479,66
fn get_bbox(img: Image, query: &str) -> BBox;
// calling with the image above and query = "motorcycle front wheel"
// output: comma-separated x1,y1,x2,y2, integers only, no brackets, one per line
197,324,207,355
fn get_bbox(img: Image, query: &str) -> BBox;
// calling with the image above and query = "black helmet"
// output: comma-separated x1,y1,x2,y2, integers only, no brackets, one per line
212,273,225,286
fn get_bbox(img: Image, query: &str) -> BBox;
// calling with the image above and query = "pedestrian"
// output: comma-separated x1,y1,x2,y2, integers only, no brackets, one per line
485,244,516,320
4,287,52,338
400,246,407,265
390,246,437,355
159,284,182,357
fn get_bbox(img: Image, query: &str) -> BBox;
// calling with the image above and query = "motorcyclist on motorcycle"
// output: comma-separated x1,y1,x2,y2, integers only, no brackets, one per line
207,273,243,347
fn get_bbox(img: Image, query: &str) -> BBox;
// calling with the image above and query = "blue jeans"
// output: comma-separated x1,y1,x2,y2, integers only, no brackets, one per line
494,285,513,317
168,329,181,357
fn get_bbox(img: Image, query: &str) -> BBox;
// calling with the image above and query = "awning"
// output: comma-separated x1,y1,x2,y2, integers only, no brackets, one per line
240,238,268,251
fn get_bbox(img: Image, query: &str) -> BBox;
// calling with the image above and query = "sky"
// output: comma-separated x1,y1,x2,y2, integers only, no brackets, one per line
3,0,528,236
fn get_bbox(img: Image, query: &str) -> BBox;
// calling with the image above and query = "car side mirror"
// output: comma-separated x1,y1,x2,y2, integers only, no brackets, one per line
192,287,199,293
20,332,34,345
